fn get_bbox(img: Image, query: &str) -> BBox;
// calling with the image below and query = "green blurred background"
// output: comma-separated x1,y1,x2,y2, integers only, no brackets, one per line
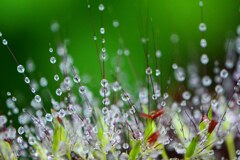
0,0,240,103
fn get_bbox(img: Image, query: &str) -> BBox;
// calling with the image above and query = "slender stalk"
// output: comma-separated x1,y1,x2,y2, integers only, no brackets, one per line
225,133,236,160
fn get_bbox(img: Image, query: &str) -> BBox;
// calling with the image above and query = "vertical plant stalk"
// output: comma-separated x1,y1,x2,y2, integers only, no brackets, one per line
161,145,169,160
225,133,236,159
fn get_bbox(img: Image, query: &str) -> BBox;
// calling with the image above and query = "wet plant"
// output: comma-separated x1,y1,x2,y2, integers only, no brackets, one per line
0,0,240,160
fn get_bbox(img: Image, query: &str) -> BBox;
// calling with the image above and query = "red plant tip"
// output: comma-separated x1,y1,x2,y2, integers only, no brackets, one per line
151,109,164,120
147,131,160,145
4,138,11,144
139,113,152,119
208,119,218,134
140,109,164,120
57,116,63,124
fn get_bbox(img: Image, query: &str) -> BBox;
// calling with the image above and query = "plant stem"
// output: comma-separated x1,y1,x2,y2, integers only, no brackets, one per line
225,133,236,160
161,145,169,160
184,155,189,160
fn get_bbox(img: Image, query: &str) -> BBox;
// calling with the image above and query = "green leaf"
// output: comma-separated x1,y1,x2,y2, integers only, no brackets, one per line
142,105,149,114
172,114,189,144
33,141,48,160
199,120,207,131
0,140,17,160
154,143,169,160
186,135,199,158
207,107,213,120
95,107,109,149
141,105,157,143
144,119,156,142
129,140,141,160
52,118,71,160
53,119,66,153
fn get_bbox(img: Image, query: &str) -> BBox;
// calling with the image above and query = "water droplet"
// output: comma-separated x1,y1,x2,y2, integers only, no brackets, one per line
100,87,110,97
24,77,30,84
121,93,130,102
122,143,129,149
67,104,75,114
202,76,212,87
26,59,35,73
58,109,66,118
12,96,17,101
155,89,161,97
45,113,53,122
54,74,59,81
0,32,2,37
156,69,161,76
101,52,107,61
220,69,228,79
101,79,108,87
236,149,240,156
7,92,11,96
51,22,60,32
156,50,161,58
172,63,178,69
102,107,108,114
57,45,65,56
17,136,23,144
112,81,121,92
174,67,186,82
200,54,209,64
56,88,62,96
102,97,110,105
113,20,119,28
50,57,56,64
28,136,36,145
200,39,207,48
18,126,25,135
237,100,240,106
79,86,86,94
119,153,129,160
164,139,170,145
0,116,7,127
93,36,97,41
211,99,218,108
199,23,207,32
146,67,152,75
49,47,53,53
100,27,105,34
225,59,234,69
98,4,105,11
124,49,130,56
2,39,8,45
17,65,25,74
237,25,240,35
208,150,214,155
170,34,179,44
40,77,48,87
129,106,135,114
215,85,223,94
73,75,81,83
102,38,106,44
182,91,191,100
152,94,157,100
163,93,169,99
102,47,106,53
34,95,41,103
